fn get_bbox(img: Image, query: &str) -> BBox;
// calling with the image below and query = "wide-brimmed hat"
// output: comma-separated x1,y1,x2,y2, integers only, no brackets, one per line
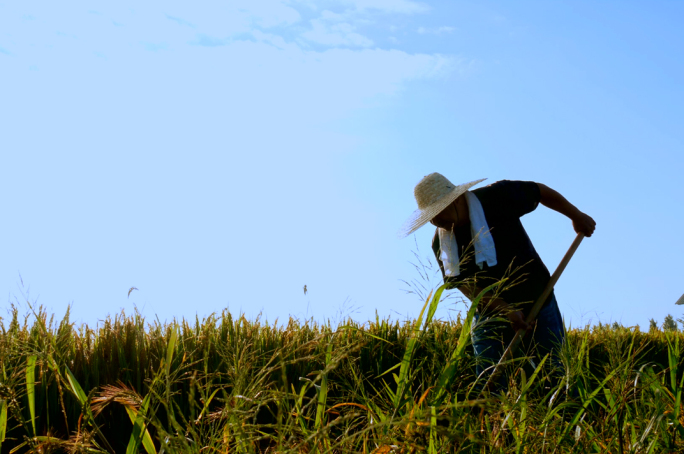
398,173,486,238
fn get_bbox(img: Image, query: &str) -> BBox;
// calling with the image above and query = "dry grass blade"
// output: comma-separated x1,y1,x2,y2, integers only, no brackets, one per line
91,382,143,416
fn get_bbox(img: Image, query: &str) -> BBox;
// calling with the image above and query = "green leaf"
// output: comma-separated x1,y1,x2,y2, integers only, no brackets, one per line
315,339,333,431
423,284,447,331
375,362,400,379
26,355,37,436
557,367,622,440
165,328,178,379
65,366,88,405
675,367,684,422
291,383,310,436
164,327,178,424
197,388,220,422
394,287,442,409
666,333,680,393
125,392,156,454
0,399,7,445
428,406,437,454
519,353,548,397
433,282,500,403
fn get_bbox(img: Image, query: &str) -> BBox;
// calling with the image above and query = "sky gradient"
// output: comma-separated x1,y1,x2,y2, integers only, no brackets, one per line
2,1,683,330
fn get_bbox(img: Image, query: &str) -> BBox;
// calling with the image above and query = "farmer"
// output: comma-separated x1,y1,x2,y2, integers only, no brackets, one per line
399,174,595,391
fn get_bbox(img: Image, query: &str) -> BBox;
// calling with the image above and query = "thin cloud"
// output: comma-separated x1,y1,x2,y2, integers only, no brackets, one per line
251,30,299,51
243,1,301,28
338,0,429,14
165,14,195,28
192,34,227,47
417,26,455,35
141,42,168,52
149,39,458,127
302,19,373,47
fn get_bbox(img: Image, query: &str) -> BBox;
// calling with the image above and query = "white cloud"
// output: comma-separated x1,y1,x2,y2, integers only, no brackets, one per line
115,38,455,129
302,18,374,47
161,0,301,35
237,0,301,28
417,26,455,35
2,0,458,108
165,14,194,28
192,34,226,47
250,30,297,51
320,10,348,22
337,0,429,14
2,0,441,58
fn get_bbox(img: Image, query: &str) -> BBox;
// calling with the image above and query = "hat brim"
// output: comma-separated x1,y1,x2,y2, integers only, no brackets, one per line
398,178,486,238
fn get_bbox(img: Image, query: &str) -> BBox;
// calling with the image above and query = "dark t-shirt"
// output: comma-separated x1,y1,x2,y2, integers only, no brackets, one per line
431,180,552,315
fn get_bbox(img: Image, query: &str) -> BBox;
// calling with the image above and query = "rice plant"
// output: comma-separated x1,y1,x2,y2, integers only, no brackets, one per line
0,295,682,453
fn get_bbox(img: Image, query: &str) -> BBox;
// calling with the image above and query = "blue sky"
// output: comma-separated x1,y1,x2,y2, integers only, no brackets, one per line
1,0,683,329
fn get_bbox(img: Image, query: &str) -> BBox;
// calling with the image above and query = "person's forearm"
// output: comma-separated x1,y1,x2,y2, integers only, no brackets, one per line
537,183,596,237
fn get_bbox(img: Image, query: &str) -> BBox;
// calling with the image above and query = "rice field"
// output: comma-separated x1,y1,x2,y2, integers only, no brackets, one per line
0,287,682,453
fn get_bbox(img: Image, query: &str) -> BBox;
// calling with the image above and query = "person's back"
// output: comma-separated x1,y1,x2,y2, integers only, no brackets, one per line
431,180,551,316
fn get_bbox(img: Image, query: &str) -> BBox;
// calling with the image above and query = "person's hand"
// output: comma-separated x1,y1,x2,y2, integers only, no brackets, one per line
507,310,532,332
572,211,596,237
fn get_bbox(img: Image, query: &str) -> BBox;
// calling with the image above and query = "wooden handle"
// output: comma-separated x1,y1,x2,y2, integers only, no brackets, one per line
525,233,584,325
481,233,585,393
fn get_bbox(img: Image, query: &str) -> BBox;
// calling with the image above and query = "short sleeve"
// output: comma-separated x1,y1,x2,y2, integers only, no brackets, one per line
477,180,541,219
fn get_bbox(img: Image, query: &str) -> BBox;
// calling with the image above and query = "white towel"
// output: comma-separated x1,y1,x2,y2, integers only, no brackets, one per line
438,191,497,277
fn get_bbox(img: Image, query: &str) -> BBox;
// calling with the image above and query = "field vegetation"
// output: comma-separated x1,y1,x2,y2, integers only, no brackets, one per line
0,286,683,453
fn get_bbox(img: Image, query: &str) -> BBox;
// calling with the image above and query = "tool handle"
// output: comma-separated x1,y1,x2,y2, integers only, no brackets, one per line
525,232,584,325
482,233,585,392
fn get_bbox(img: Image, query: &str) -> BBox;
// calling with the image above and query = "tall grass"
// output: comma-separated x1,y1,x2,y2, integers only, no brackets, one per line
0,297,682,453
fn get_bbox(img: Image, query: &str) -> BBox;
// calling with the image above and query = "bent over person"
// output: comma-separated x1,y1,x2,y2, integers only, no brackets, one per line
399,174,595,392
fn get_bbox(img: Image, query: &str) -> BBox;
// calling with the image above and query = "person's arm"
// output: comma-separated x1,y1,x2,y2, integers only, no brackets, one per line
537,183,596,237
458,283,531,332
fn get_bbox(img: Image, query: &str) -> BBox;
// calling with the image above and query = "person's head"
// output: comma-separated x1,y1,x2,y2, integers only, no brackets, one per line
429,194,469,231
398,173,486,238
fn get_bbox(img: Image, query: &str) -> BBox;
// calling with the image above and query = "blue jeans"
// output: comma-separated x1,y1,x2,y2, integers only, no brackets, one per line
471,292,566,392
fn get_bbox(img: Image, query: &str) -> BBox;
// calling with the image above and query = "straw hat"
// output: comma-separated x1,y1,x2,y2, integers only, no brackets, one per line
398,173,486,238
